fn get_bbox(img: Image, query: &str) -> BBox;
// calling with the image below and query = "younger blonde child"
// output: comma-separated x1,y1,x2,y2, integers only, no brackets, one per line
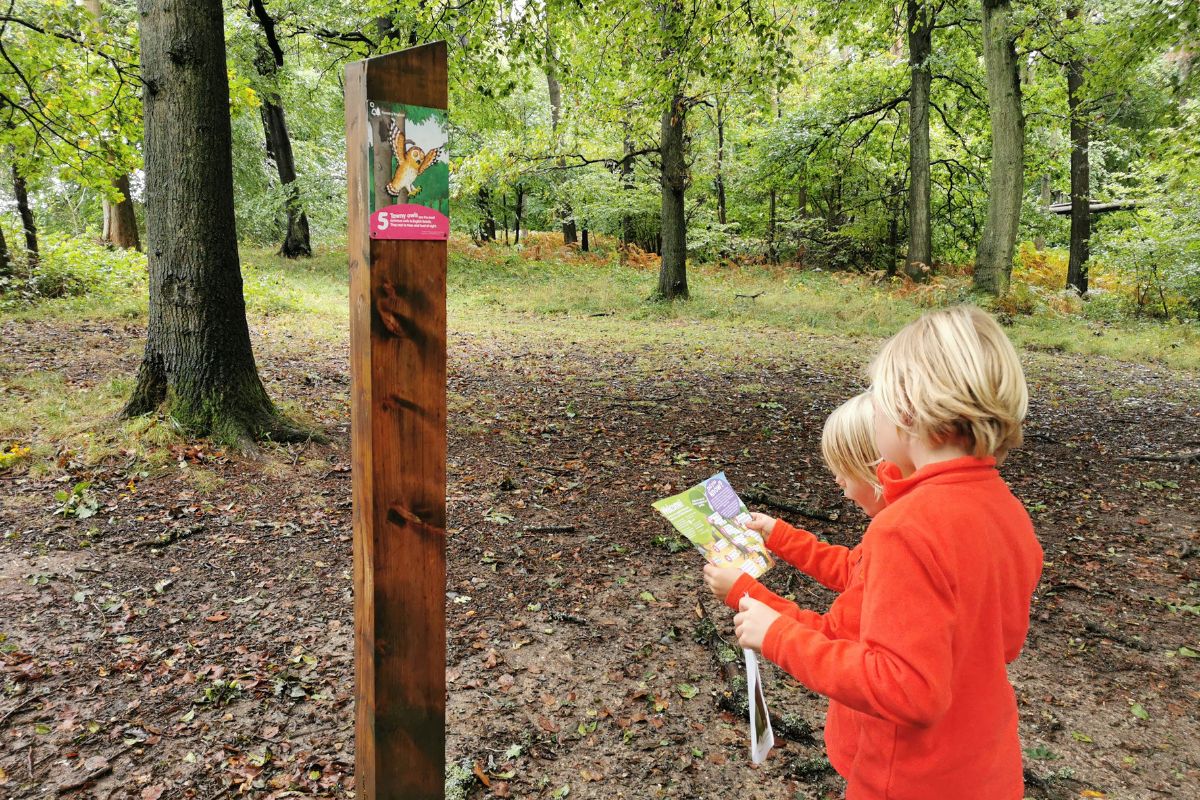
703,391,883,626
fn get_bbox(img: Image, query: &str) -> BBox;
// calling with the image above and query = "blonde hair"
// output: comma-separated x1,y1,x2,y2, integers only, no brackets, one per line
869,305,1027,457
821,392,882,494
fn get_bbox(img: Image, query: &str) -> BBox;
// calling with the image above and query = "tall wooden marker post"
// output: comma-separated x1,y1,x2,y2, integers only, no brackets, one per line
345,42,448,799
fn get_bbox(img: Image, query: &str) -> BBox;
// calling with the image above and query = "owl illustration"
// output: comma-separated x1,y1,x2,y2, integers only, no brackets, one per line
385,118,440,198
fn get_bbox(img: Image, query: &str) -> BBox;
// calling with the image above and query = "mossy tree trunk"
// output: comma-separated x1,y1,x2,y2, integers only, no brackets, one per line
125,0,302,445
974,0,1025,296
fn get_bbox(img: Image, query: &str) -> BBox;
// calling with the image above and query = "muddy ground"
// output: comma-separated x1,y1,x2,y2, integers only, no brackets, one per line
0,315,1197,799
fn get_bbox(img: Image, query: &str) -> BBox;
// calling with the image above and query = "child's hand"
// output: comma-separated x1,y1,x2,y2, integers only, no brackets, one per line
734,596,782,653
703,564,743,601
745,512,777,537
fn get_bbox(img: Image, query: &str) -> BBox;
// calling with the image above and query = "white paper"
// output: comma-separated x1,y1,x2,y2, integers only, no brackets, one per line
744,648,775,764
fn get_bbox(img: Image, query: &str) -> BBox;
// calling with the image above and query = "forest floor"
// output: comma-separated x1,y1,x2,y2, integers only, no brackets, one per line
0,243,1198,800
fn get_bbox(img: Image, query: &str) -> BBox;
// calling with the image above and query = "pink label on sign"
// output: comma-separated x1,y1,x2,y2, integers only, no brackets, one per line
370,204,449,240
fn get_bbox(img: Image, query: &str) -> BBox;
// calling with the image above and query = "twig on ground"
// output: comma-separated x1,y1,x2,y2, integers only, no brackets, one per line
1083,620,1153,652
742,490,840,523
135,523,205,549
1118,449,1200,464
549,611,588,625
695,593,816,743
524,525,576,534
0,694,41,729
735,291,764,300
57,764,113,794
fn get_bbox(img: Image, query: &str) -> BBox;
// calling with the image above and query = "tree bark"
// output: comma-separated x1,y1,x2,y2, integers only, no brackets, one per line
621,122,636,246
0,219,12,278
715,100,727,225
250,0,311,258
513,185,524,245
477,186,496,241
84,0,141,251
104,174,141,251
766,89,780,264
1065,6,1089,295
545,35,577,245
974,0,1025,296
581,228,589,252
656,94,689,300
12,167,38,268
125,0,300,444
905,0,933,280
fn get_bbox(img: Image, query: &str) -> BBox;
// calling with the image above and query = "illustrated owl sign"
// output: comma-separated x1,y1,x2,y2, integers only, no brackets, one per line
368,101,449,240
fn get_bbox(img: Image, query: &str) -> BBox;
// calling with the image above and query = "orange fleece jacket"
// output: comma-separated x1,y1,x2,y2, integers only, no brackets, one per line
730,457,1042,800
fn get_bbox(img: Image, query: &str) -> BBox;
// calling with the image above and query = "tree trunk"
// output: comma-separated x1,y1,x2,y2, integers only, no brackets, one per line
84,0,141,251
478,186,496,241
0,221,12,278
125,0,300,444
715,100,727,225
974,0,1025,296
766,89,780,264
251,0,311,258
104,174,141,250
513,185,524,245
621,122,635,246
581,228,589,252
1035,174,1051,250
545,37,577,245
905,0,933,280
1065,7,1089,295
12,167,38,268
656,94,689,300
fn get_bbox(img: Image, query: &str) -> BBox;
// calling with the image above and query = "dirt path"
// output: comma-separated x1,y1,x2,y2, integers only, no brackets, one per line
0,317,1196,799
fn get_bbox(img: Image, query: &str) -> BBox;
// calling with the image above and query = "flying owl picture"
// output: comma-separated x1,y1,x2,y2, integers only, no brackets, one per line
368,101,449,240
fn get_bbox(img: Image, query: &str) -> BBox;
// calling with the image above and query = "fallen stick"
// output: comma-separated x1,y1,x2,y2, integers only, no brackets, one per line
1118,449,1200,465
742,491,840,523
57,764,112,794
524,525,576,534
695,593,816,744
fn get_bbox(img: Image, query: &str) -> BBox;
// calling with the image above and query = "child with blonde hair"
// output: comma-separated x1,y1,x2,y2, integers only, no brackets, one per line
703,391,884,619
733,306,1043,799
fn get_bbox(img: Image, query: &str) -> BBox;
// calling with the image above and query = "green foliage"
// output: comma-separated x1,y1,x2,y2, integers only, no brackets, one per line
0,234,146,307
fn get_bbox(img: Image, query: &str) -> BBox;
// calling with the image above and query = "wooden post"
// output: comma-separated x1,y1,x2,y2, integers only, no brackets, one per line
345,42,448,800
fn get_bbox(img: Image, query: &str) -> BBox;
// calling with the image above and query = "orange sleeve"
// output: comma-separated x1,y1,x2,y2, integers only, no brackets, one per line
760,523,955,728
766,519,856,592
722,572,825,629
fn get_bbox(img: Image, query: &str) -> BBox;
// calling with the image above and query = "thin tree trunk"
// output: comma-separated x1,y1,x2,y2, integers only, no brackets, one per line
656,94,689,300
0,221,12,278
1035,174,1050,250
514,186,524,245
621,122,635,246
84,0,140,250
905,0,933,279
250,0,311,258
545,34,577,245
715,100,727,225
974,0,1025,296
766,90,780,264
478,186,496,241
1065,6,1089,295
125,0,300,444
12,167,37,268
581,228,589,252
